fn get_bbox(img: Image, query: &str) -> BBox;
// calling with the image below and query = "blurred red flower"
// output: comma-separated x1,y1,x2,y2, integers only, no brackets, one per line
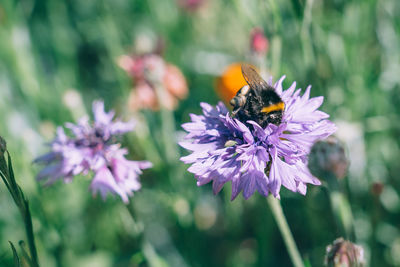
250,27,269,55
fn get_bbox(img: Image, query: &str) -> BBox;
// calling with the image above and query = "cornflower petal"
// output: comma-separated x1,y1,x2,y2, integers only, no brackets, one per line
91,166,129,203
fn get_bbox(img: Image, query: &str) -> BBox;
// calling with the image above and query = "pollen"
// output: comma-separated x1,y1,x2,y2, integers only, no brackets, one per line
261,102,285,114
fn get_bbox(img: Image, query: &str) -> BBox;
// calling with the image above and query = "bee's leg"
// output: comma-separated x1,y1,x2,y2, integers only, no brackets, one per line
232,107,241,116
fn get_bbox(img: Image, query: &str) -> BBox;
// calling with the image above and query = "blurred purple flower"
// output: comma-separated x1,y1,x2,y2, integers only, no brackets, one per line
180,76,336,200
34,101,152,203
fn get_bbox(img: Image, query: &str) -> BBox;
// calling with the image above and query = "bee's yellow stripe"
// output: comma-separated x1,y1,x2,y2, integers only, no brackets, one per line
261,102,285,113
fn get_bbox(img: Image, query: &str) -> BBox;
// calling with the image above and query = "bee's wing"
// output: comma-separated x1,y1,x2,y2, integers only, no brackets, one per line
241,64,273,96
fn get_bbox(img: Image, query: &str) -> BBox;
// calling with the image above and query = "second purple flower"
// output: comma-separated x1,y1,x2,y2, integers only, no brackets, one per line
34,101,152,203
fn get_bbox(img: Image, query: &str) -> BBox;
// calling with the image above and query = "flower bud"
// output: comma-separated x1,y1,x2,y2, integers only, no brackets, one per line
308,136,349,180
370,182,384,196
178,0,206,12
250,28,269,55
325,238,365,267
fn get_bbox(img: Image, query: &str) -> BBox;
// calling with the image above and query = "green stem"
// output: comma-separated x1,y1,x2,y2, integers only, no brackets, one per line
125,202,143,236
267,196,304,267
20,202,39,267
329,191,355,240
160,106,179,163
152,82,179,164
325,174,356,240
125,202,165,267
270,35,282,77
300,0,315,67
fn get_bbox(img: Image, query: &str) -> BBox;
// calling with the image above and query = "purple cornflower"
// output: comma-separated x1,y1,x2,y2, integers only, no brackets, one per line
34,101,152,203
180,76,336,200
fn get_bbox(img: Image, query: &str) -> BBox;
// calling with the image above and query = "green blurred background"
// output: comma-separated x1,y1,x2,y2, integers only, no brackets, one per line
0,0,399,266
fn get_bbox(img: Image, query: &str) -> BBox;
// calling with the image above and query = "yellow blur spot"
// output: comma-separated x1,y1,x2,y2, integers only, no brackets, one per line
215,63,248,103
261,102,285,113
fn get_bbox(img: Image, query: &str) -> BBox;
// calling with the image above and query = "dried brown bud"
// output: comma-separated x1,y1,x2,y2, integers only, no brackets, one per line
325,238,365,267
370,182,384,196
309,136,349,180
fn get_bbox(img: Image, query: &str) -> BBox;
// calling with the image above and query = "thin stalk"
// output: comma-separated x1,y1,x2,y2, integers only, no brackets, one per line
152,81,179,164
125,202,165,267
270,35,282,77
125,201,143,236
300,0,315,67
325,173,356,241
267,196,304,267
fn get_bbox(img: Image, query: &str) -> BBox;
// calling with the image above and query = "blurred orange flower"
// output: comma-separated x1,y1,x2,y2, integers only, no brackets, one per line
215,63,248,104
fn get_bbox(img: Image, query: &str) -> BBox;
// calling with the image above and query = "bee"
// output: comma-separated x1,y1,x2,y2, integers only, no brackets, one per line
230,64,285,128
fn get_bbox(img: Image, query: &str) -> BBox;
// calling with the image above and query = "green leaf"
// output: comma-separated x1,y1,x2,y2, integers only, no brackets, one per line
18,241,35,267
303,257,312,267
23,200,39,266
0,169,12,195
6,151,20,199
8,241,21,267
0,151,40,267
0,140,9,178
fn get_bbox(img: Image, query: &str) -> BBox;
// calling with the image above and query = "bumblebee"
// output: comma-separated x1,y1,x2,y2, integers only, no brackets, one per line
230,64,285,128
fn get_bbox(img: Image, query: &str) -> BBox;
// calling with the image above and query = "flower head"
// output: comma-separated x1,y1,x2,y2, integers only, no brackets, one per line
180,76,336,200
309,136,349,180
118,53,188,111
34,101,152,203
325,238,365,267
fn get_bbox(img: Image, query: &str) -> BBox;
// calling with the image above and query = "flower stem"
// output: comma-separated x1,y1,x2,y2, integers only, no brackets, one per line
267,196,304,267
151,80,179,164
300,0,315,67
329,190,355,240
125,201,143,236
125,202,167,266
325,173,356,240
